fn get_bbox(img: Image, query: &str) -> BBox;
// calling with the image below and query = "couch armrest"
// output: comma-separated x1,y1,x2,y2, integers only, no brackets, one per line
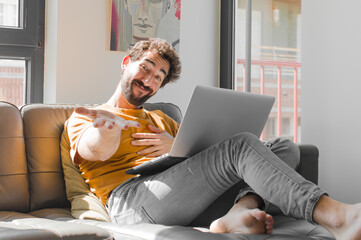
296,144,319,185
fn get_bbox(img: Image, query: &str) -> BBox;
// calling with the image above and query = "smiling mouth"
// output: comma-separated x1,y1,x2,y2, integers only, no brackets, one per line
132,80,152,94
134,24,153,34
134,23,153,29
134,81,145,90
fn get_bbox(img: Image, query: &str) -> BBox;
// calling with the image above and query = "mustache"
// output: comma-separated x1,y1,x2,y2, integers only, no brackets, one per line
132,79,153,94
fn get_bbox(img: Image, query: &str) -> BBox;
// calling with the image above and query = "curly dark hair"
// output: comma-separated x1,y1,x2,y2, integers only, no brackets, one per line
127,38,181,87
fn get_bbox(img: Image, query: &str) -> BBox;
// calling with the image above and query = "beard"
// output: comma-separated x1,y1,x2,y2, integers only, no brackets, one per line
121,77,154,107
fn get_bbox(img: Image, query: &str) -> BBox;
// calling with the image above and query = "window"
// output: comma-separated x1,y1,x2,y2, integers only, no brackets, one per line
0,0,19,27
0,59,25,106
0,4,4,26
0,0,44,107
220,0,301,142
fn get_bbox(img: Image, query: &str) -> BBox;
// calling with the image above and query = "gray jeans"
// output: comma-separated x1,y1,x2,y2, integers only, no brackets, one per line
107,133,326,226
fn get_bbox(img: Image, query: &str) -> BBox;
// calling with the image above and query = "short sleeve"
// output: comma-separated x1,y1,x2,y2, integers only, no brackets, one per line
67,112,93,165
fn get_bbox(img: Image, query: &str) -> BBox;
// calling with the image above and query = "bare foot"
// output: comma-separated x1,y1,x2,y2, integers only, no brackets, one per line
321,203,361,240
209,207,273,234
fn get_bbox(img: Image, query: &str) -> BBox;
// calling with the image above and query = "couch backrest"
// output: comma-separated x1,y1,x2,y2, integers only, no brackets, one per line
0,102,182,212
143,102,182,123
0,102,29,212
20,104,79,211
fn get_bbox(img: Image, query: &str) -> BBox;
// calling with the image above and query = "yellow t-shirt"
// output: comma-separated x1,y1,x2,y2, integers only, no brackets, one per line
67,104,179,205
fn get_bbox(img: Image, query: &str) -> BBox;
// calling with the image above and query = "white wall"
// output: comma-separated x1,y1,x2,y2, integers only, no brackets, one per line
44,0,220,113
302,0,361,203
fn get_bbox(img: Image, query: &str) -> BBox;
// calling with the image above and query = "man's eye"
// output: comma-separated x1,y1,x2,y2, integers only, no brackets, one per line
155,75,162,81
141,65,148,71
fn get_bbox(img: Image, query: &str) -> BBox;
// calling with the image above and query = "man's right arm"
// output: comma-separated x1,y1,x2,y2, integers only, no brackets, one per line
70,107,140,162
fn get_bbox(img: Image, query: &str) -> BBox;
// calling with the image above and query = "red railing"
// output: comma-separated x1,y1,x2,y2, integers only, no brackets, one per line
237,59,301,143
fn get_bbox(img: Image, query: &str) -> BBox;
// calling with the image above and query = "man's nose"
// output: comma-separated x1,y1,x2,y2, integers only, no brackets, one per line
138,0,148,19
142,74,153,86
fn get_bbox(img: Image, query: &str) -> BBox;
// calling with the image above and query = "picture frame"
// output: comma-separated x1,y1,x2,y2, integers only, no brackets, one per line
110,0,181,52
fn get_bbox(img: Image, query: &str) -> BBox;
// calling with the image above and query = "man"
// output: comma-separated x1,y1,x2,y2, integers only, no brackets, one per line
67,38,361,239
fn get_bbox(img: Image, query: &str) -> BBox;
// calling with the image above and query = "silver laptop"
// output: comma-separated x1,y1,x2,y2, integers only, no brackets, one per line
126,85,275,175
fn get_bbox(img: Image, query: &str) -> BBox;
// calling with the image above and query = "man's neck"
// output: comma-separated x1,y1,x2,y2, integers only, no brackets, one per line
106,92,140,110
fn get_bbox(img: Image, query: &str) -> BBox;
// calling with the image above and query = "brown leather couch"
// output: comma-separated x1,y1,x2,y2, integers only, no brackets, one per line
0,101,334,240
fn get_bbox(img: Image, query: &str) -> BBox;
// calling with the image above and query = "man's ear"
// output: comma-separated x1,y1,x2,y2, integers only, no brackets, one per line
122,55,131,71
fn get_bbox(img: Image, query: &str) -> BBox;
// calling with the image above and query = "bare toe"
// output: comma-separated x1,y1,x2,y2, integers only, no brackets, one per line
250,209,267,221
265,214,274,234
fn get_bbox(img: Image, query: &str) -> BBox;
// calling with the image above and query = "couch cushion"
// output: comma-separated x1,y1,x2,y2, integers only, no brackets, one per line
0,102,29,212
61,121,111,222
20,104,78,211
19,103,109,220
89,217,333,240
0,208,334,240
0,210,112,240
143,102,182,124
13,208,335,240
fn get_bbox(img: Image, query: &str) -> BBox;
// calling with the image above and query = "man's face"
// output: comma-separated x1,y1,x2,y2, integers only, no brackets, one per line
125,0,167,40
121,51,170,107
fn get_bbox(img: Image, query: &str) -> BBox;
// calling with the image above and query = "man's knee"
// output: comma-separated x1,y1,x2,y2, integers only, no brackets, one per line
265,138,300,169
226,133,300,170
230,132,259,146
233,132,258,140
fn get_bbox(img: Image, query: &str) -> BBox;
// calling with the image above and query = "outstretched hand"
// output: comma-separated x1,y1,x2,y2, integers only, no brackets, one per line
131,124,174,157
75,107,141,130
73,107,141,161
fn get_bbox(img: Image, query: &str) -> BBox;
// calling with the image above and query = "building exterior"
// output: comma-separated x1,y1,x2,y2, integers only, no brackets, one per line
235,0,301,142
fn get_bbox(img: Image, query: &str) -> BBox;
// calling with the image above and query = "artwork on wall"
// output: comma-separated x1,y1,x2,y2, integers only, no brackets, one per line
110,0,181,52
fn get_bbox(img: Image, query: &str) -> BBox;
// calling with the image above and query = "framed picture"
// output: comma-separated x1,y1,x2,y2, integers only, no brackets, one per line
110,0,181,52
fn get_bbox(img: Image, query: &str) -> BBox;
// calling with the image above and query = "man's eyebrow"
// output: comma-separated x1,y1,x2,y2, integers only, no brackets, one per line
145,59,156,66
145,59,167,76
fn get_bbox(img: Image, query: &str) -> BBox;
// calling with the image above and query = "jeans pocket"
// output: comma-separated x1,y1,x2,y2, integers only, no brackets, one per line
112,207,156,225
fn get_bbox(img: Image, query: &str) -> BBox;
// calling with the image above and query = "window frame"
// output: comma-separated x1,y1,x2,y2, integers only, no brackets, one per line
220,0,235,90
0,0,45,104
220,0,253,91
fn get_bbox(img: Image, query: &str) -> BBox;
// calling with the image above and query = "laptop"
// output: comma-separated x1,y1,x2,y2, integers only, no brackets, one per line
126,85,275,175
